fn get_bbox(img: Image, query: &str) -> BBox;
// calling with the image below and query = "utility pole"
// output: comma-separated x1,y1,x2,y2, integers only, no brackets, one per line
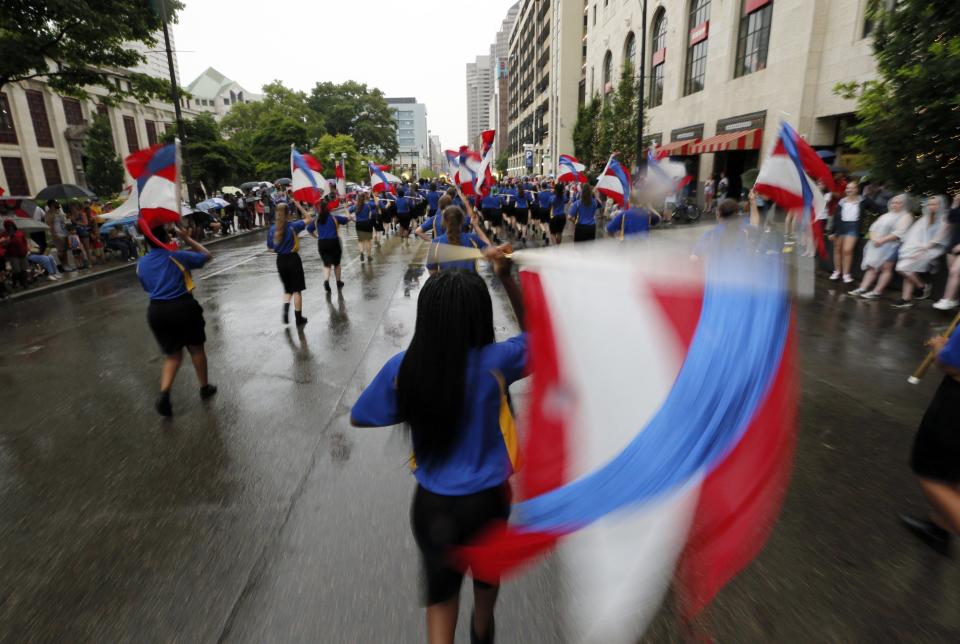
635,0,648,174
159,0,193,204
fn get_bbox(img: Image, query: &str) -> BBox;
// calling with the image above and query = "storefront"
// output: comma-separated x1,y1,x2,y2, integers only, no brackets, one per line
692,111,766,199
665,124,703,199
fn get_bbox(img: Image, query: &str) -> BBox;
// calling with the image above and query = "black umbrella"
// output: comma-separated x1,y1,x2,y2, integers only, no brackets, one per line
274,178,292,186
35,183,96,200
828,165,849,175
239,181,261,190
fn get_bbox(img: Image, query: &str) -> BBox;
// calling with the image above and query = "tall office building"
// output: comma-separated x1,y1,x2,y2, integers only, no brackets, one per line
465,55,493,146
385,97,429,177
492,2,521,158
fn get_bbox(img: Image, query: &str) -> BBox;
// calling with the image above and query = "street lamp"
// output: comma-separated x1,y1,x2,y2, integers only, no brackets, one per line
635,0,648,173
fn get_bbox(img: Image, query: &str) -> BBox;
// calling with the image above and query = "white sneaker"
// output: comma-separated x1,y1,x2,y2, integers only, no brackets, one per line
830,271,841,280
843,274,854,284
47,275,57,282
849,287,866,296
933,298,959,311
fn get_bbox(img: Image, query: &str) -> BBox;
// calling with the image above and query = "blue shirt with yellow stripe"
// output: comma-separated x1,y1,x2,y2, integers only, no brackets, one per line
266,220,307,254
307,214,350,240
137,248,210,301
427,232,488,272
351,333,528,495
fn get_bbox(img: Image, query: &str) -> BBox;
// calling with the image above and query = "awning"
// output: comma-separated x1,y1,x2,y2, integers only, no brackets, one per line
692,128,763,154
658,139,700,156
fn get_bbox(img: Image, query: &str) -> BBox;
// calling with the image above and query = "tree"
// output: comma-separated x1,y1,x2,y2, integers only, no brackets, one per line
0,0,183,102
308,81,398,160
610,64,640,170
496,153,509,176
595,95,617,167
310,134,363,183
835,0,959,193
84,113,125,197
573,97,602,171
162,113,254,196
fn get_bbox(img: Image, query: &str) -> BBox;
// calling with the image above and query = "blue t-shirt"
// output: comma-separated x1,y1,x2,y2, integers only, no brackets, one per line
351,203,375,223
426,191,442,212
607,208,657,239
693,220,758,258
351,333,528,495
537,191,554,209
940,330,960,370
481,195,502,210
396,196,412,215
427,232,488,272
137,248,210,300
515,190,530,208
571,198,599,226
266,220,306,254
307,214,349,240
419,212,447,236
551,193,568,217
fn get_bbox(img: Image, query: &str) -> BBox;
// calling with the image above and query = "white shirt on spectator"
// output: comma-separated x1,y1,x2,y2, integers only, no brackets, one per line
840,198,861,222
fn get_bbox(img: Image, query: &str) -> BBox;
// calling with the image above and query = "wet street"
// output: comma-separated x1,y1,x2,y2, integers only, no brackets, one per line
1,230,958,643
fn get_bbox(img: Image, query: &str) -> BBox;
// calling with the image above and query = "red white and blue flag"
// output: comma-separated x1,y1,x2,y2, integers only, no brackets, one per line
754,121,836,256
444,149,460,179
369,162,396,193
291,146,328,204
474,130,497,196
124,141,181,250
335,159,347,198
456,146,482,196
595,155,632,206
642,149,691,204
458,246,797,641
557,154,587,184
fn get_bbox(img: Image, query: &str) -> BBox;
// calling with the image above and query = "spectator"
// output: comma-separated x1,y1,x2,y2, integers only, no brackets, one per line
829,181,878,284
933,193,960,311
26,238,61,281
66,224,90,270
45,200,71,271
893,195,949,309
1,220,30,289
105,226,138,262
851,193,913,299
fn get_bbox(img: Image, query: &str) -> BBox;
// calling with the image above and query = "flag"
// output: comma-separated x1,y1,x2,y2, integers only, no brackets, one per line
369,162,396,193
639,150,691,205
457,245,797,642
754,121,836,256
455,146,482,196
556,154,587,184
595,155,632,206
335,159,347,198
291,146,325,204
445,149,460,179
474,130,497,195
124,141,181,250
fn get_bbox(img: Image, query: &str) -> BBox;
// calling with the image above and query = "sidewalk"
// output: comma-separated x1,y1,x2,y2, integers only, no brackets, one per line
3,228,263,303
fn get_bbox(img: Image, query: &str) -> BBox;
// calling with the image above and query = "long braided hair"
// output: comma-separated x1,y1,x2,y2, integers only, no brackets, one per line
273,203,290,246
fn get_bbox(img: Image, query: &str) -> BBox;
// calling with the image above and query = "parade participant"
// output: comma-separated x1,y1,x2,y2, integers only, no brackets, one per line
416,194,453,242
136,224,216,417
351,246,525,644
307,194,354,293
426,204,491,275
549,183,569,245
568,183,600,243
267,202,312,326
606,192,661,240
351,192,376,262
424,182,442,221
900,324,960,556
893,195,949,309
480,189,504,243
691,194,761,260
395,188,415,238
500,180,516,233
535,182,553,242
850,194,912,299
513,182,531,243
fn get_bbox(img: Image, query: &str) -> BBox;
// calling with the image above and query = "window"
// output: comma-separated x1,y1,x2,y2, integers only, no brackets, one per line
735,0,773,77
863,0,900,38
624,32,636,69
123,115,139,153
145,119,158,146
602,50,613,99
593,4,596,25
25,89,54,147
0,93,17,144
649,10,668,107
62,97,84,125
1,157,30,195
684,0,711,96
41,158,62,187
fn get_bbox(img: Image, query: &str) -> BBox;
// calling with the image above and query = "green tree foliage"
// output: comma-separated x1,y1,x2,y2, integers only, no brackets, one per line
0,0,184,102
496,153,509,176
162,113,254,197
595,96,617,166
836,0,960,192
83,113,125,197
572,97,601,170
310,134,363,183
308,81,399,161
609,64,639,169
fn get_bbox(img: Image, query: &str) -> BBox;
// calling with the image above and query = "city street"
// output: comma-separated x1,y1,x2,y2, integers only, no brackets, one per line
1,230,959,643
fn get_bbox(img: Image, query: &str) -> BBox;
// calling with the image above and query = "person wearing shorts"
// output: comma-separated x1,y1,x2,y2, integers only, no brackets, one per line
267,202,311,326
569,184,600,243
308,196,353,292
480,192,504,243
136,224,216,417
549,183,569,245
352,255,526,644
351,192,376,262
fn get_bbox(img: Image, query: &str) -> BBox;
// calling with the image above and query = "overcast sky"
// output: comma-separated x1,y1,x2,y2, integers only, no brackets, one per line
172,0,516,151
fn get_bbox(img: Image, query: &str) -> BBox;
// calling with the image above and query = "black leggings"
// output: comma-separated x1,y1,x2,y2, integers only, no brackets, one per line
410,483,511,605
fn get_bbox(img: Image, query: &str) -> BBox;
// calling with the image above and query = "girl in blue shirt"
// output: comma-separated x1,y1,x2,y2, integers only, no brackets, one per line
266,202,312,326
307,195,353,292
137,224,215,417
569,183,599,242
350,192,376,262
606,193,661,240
513,185,531,242
549,183,568,245
351,249,525,644
534,182,554,241
426,192,494,274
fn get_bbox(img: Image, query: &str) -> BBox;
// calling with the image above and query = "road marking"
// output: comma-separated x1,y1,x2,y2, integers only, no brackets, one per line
199,251,265,280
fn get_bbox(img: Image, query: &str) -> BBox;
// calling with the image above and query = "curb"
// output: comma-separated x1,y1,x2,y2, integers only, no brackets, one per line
4,228,263,303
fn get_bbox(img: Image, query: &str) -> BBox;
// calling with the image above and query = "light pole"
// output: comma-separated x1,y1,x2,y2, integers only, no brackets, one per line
158,0,193,204
635,0,648,174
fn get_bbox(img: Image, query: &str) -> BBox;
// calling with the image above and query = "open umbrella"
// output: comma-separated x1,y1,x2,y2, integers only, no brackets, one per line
195,198,229,212
1,216,47,232
221,186,242,195
239,181,261,191
828,164,849,175
816,149,836,162
274,178,292,186
35,183,96,201
98,214,139,234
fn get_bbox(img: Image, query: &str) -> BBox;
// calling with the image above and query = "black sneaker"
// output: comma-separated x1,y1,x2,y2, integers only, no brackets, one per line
470,612,494,644
892,298,915,309
155,391,173,417
199,384,218,400
323,280,331,293
336,280,344,291
899,514,952,556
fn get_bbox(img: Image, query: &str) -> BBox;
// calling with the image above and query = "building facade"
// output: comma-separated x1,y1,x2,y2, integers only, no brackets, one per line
492,2,521,159
185,67,263,121
584,0,878,200
428,134,443,176
385,97,429,178
506,0,583,177
0,33,197,196
466,54,494,146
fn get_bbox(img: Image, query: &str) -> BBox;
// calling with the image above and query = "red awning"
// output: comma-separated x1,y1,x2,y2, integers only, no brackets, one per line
692,128,763,154
658,139,700,156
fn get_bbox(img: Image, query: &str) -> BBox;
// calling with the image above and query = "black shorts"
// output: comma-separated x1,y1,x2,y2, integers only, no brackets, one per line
514,206,529,225
533,206,550,223
911,376,960,482
574,223,596,242
147,295,206,355
398,214,413,230
482,208,503,227
411,483,511,605
276,252,306,294
355,220,374,234
549,215,567,235
317,237,342,267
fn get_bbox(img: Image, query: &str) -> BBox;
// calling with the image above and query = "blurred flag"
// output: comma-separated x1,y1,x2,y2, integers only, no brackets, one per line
638,150,691,205
335,158,347,198
475,130,497,196
124,141,181,250
456,146,482,196
557,154,587,183
369,162,396,193
595,155,632,206
445,149,460,178
458,245,798,642
291,146,325,204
